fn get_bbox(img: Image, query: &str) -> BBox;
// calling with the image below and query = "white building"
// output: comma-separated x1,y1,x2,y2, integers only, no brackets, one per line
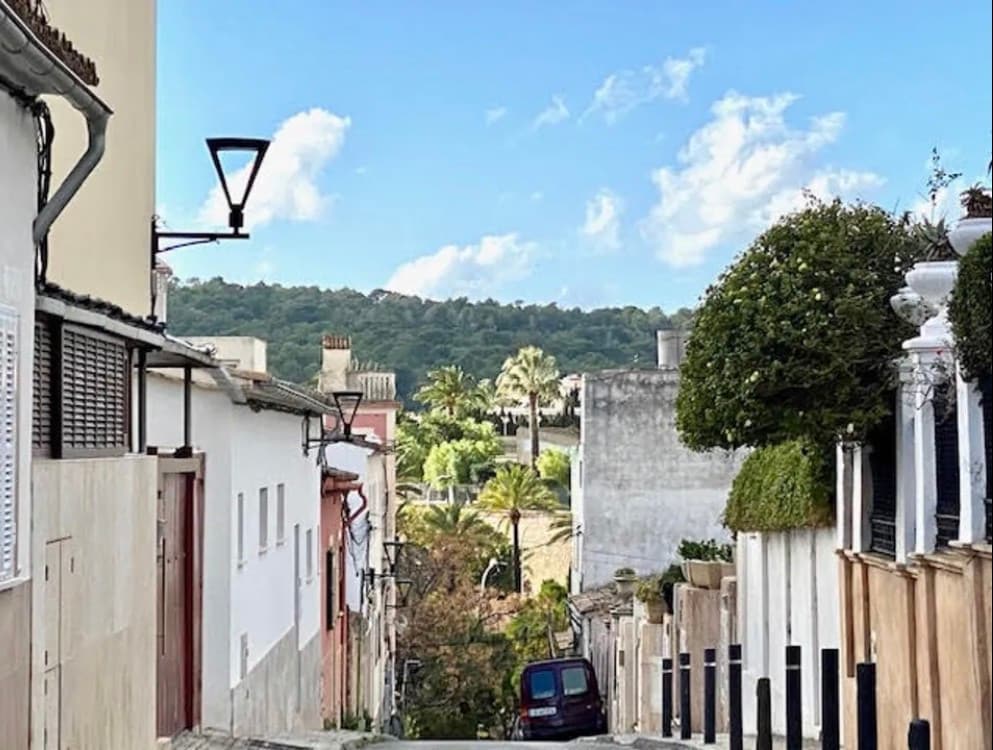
572,331,745,591
146,337,327,736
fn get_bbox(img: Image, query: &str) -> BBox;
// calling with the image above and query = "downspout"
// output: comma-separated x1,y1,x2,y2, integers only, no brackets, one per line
0,3,113,246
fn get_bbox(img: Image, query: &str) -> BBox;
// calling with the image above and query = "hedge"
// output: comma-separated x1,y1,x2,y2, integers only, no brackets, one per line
948,232,992,381
724,439,835,533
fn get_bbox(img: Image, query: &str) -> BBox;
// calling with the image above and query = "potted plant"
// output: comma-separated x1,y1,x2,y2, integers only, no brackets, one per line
613,566,637,596
949,184,993,256
635,576,667,623
678,539,734,590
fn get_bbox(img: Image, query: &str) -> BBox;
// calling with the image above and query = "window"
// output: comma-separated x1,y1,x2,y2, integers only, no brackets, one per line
1,307,18,583
933,383,960,547
561,666,590,696
276,483,286,544
237,492,245,565
528,669,556,700
259,487,269,552
32,317,129,458
326,549,336,630
306,528,313,581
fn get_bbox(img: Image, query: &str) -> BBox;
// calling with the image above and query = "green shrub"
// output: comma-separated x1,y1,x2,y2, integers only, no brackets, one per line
724,438,835,533
677,538,733,562
948,232,992,381
676,199,918,450
636,575,663,603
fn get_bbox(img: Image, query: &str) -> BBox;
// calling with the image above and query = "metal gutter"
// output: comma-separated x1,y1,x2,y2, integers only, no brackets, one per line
0,1,113,244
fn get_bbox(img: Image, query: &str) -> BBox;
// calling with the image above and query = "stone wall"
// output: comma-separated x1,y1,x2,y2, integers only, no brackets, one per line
577,370,745,589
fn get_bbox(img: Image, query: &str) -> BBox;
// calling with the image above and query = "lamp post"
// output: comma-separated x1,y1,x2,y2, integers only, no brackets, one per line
301,389,365,457
150,137,270,319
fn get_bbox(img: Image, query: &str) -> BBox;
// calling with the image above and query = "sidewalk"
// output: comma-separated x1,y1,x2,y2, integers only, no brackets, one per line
577,733,822,749
170,729,391,750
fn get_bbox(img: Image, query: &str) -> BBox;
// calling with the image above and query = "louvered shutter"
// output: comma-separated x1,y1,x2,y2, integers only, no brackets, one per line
32,318,53,455
61,324,128,456
0,306,18,582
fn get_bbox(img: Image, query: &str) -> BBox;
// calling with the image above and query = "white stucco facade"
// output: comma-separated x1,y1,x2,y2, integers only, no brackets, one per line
0,89,37,591
575,368,746,590
146,371,322,733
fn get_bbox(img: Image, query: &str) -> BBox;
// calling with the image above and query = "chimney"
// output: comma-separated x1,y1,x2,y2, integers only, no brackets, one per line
319,334,351,393
657,329,685,369
153,261,173,323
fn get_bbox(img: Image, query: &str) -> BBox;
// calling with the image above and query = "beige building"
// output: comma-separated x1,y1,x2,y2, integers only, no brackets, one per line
43,0,156,317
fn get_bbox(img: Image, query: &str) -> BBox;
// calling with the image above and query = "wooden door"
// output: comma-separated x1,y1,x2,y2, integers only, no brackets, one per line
157,472,194,737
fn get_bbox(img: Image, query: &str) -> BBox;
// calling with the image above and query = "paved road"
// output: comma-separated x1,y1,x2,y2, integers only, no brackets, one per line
386,743,623,750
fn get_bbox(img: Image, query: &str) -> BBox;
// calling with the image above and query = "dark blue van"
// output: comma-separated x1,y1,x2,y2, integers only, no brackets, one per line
516,657,606,740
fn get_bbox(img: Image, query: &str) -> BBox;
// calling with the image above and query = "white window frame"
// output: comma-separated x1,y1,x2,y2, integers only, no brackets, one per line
259,487,269,553
236,492,245,566
276,483,286,544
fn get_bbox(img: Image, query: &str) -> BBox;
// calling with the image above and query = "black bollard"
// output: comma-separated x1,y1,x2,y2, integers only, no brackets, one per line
857,662,878,750
786,645,802,750
728,644,743,750
679,652,692,740
756,677,772,750
908,719,930,750
821,648,840,750
662,657,673,737
704,648,716,744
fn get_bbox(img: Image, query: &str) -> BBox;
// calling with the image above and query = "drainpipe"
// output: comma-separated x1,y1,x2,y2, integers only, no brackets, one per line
0,4,113,245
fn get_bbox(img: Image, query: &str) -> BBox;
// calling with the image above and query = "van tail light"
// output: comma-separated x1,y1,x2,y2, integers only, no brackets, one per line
519,707,529,720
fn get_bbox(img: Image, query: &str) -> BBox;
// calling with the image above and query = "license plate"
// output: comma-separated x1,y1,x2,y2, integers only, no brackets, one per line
528,706,557,717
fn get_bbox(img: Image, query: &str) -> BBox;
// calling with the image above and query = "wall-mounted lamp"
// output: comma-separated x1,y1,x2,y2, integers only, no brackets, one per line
301,390,365,457
383,537,405,575
390,578,414,609
150,137,270,318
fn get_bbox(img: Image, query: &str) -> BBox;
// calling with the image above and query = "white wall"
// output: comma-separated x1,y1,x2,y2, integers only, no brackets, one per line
0,91,37,588
146,374,322,726
736,528,839,739
579,370,745,588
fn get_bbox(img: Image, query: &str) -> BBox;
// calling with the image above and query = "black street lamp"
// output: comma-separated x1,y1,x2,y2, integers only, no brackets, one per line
332,390,364,438
150,137,270,318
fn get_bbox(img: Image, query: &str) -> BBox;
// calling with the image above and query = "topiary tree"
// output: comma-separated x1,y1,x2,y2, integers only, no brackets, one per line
948,233,992,381
676,198,919,452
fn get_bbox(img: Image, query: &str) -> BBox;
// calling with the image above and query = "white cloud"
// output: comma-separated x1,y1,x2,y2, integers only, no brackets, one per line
581,189,623,251
485,106,508,125
640,91,884,267
582,47,706,124
385,233,538,300
532,95,570,129
198,108,350,229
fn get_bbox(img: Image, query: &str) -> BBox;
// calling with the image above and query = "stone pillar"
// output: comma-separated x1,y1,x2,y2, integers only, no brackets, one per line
955,362,987,543
657,329,685,370
895,366,916,563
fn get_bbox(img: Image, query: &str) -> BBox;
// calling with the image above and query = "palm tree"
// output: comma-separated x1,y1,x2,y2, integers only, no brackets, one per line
422,502,494,544
496,346,561,466
415,365,477,416
477,464,560,592
547,512,574,546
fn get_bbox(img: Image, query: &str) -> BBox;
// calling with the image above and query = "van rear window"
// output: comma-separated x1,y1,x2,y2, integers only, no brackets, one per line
528,669,556,699
561,665,589,696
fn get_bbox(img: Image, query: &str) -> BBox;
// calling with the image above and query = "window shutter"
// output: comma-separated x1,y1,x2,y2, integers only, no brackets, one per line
1,306,19,582
32,318,53,455
61,324,128,455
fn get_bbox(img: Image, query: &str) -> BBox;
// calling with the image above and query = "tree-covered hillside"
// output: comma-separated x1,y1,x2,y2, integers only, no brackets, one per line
168,278,692,402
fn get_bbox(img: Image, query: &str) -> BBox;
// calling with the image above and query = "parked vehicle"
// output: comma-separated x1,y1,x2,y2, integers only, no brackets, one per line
516,657,606,740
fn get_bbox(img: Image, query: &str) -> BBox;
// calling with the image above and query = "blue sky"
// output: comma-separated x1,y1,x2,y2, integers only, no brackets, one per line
157,1,993,311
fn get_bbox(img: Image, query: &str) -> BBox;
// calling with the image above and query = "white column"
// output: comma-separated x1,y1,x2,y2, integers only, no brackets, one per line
956,364,987,543
851,445,869,553
835,444,852,550
895,372,916,563
910,353,939,554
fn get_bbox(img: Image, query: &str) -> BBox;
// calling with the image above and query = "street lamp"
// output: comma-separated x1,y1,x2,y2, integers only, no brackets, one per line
332,390,364,438
150,137,270,318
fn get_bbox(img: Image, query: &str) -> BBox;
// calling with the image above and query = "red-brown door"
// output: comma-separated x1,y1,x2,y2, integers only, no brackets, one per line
157,471,195,737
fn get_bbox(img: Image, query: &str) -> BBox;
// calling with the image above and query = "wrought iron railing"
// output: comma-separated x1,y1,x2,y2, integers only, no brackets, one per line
933,383,960,548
